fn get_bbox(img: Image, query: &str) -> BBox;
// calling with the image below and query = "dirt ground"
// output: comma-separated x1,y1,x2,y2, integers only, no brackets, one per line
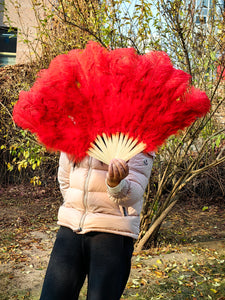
0,185,224,300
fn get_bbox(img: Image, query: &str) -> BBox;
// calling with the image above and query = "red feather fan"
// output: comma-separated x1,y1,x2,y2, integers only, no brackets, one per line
13,41,211,164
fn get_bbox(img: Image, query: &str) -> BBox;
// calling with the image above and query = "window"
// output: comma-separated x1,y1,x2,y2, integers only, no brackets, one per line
202,0,209,7
0,27,17,67
196,15,207,23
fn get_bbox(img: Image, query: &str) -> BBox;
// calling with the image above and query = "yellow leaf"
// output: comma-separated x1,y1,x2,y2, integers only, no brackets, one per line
154,270,164,278
210,288,218,293
156,259,162,264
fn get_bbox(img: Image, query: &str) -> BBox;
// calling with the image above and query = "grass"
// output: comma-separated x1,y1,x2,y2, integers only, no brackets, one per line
123,253,225,299
0,185,225,299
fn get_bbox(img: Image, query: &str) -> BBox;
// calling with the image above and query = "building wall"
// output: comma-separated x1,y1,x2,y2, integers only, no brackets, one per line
0,0,99,66
0,1,4,26
0,0,41,64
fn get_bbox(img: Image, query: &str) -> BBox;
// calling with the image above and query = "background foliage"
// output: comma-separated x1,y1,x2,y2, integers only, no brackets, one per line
0,0,224,249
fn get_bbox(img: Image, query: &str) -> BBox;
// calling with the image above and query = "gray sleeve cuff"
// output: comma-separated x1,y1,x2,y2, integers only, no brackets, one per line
105,179,126,194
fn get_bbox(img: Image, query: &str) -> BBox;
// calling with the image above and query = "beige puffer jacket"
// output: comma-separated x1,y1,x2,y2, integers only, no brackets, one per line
57,152,154,239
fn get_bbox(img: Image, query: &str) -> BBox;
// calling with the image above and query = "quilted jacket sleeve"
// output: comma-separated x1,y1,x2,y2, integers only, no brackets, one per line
106,153,154,207
58,152,72,200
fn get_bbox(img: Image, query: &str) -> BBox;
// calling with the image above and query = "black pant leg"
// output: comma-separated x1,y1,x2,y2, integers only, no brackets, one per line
86,232,134,300
39,226,86,300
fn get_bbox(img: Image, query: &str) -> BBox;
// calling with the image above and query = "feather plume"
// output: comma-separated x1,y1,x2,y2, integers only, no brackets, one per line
13,41,211,164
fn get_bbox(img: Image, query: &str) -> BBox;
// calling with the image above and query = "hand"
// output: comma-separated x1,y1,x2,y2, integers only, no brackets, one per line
106,159,129,187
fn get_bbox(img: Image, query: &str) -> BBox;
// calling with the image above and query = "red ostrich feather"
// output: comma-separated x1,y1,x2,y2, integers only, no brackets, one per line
13,41,211,164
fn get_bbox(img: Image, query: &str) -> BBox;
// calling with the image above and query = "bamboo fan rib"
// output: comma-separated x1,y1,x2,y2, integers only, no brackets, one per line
87,133,146,164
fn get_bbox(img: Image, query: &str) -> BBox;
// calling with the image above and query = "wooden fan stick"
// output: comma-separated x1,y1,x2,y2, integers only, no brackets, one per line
87,133,146,164
122,142,146,161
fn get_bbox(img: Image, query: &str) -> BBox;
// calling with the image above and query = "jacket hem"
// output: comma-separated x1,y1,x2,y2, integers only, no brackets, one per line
57,221,138,239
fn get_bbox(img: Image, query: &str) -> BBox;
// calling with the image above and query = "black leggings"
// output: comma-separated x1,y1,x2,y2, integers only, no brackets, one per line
39,226,134,300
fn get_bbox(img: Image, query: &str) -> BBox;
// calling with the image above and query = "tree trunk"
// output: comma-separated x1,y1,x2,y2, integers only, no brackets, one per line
135,200,178,252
